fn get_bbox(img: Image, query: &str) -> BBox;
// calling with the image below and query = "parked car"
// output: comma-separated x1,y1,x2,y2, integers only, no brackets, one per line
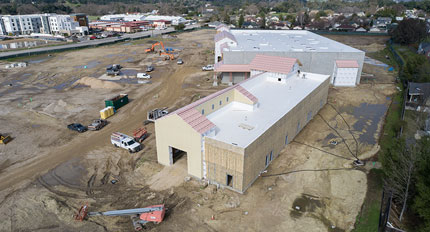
146,66,154,72
133,127,148,143
88,119,108,131
67,123,87,133
137,73,151,79
202,65,214,71
177,59,184,65
106,64,122,76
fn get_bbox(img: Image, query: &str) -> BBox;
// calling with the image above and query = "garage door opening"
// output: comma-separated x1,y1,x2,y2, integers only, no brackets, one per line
226,174,233,187
169,146,187,164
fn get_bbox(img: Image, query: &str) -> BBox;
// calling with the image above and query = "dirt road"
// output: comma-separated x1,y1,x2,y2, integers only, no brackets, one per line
0,30,218,191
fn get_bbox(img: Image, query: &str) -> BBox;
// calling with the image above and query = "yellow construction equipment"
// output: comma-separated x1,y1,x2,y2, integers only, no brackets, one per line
0,134,11,145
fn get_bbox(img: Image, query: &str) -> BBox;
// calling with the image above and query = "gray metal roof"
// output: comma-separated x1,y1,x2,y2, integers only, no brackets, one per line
228,30,363,53
409,82,430,95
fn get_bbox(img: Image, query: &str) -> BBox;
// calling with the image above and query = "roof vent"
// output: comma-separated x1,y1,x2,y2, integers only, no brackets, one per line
239,123,254,131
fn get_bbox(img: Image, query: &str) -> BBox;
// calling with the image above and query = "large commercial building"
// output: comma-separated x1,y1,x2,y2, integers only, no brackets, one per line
214,25,365,86
100,14,186,26
155,55,330,193
0,13,88,35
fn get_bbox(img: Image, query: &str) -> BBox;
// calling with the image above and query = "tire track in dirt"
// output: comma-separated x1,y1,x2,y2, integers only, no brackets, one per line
0,62,205,191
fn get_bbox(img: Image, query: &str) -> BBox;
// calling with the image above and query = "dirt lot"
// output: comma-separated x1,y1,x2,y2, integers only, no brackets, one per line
0,31,395,231
323,34,390,53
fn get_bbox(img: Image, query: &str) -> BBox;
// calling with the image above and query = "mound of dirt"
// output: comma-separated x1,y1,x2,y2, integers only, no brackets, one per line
74,77,122,89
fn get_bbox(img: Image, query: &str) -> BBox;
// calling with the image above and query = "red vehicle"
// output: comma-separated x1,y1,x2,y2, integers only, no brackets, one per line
89,35,97,40
133,127,148,142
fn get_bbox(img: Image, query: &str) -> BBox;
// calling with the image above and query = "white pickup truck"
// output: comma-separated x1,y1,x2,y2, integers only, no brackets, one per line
111,132,142,153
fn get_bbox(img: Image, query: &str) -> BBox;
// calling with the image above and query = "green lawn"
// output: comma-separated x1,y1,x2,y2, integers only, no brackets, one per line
353,169,384,232
353,201,382,232
366,47,399,69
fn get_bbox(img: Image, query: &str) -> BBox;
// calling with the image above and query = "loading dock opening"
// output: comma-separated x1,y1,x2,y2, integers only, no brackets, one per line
169,146,187,164
226,174,233,187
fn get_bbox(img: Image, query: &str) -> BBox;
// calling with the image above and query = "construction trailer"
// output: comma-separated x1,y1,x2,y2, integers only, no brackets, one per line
155,55,330,193
214,26,365,86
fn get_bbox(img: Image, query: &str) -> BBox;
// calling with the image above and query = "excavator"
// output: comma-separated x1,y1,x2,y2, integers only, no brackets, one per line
145,41,165,53
145,41,175,60
159,51,175,60
75,204,166,231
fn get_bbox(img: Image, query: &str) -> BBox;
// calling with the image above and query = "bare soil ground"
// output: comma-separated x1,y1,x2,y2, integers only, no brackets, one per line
0,31,395,232
323,34,390,53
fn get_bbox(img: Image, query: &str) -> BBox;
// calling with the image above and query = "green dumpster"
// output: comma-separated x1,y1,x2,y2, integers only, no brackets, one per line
105,94,129,110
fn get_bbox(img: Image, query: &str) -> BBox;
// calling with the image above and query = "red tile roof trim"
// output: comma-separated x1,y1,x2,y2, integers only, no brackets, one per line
169,73,264,134
249,54,297,74
177,108,216,134
235,85,258,104
335,60,359,68
214,62,251,72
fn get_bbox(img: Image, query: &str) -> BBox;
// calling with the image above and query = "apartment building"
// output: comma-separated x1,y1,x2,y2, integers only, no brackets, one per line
0,13,87,36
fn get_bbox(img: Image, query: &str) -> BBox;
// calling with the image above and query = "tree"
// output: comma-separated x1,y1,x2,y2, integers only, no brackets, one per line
402,55,428,82
382,138,417,221
316,10,327,18
246,4,259,15
223,12,231,24
391,18,428,45
238,14,244,28
259,12,266,29
1,4,18,14
413,138,430,231
174,23,185,31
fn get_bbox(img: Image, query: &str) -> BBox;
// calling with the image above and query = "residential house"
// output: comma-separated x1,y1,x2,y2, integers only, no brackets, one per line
369,27,383,33
375,17,392,26
208,21,222,28
270,21,290,30
356,27,367,32
335,24,356,32
406,82,430,111
242,22,259,29
418,42,430,59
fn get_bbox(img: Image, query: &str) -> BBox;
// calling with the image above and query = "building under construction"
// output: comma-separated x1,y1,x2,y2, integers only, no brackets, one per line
155,55,330,193
214,25,364,86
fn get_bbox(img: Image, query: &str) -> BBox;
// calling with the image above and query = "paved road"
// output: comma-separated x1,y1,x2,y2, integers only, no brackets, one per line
0,25,201,59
